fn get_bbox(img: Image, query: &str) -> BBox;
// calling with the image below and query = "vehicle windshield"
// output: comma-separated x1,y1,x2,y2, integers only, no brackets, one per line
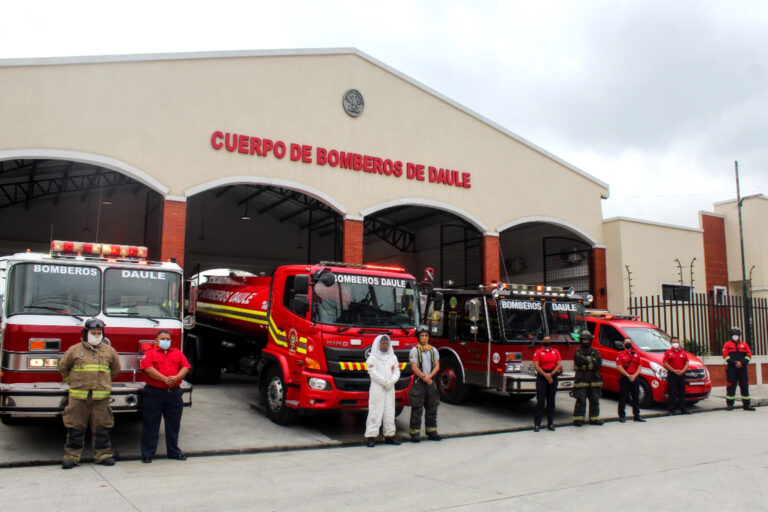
624,327,672,352
545,302,588,340
311,273,420,328
499,299,544,341
104,268,182,319
7,262,100,316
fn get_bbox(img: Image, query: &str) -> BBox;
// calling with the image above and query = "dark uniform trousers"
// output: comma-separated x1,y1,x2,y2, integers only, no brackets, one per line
725,364,751,408
141,386,184,458
618,376,641,419
667,372,687,412
62,394,115,463
534,374,558,427
573,383,601,421
409,379,439,435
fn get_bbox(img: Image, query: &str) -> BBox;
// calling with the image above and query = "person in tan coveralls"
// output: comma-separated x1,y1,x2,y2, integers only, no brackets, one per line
58,318,121,469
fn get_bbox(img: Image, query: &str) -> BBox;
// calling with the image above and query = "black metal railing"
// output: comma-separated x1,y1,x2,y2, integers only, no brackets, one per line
629,293,768,356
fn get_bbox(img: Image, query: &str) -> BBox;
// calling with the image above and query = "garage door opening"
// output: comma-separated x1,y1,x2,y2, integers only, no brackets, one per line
499,222,593,295
184,184,342,277
0,158,163,257
363,206,482,288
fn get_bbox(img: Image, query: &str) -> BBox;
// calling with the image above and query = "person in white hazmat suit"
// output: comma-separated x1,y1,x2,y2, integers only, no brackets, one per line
364,334,402,447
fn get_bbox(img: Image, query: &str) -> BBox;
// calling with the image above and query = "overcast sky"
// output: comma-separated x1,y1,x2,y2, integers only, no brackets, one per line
2,1,766,228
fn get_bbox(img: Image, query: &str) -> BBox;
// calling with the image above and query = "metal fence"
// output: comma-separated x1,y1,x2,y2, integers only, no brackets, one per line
629,293,768,356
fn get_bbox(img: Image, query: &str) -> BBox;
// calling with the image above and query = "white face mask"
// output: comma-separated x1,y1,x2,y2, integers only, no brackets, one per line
158,339,171,351
732,335,739,341
87,332,103,346
671,342,680,349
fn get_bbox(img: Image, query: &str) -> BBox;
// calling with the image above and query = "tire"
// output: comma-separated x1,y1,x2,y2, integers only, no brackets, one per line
262,366,298,425
635,379,653,409
0,415,22,425
436,355,469,404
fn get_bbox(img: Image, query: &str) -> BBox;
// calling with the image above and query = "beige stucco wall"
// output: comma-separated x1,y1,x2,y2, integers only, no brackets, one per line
603,218,706,313
0,50,607,241
714,195,768,299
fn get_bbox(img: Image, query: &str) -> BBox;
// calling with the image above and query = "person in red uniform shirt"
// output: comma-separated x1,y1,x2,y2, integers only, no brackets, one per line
663,337,690,415
140,330,191,463
722,327,756,411
616,339,645,423
533,336,562,432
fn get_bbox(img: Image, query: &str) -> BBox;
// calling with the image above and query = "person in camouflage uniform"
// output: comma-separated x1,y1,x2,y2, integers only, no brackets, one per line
572,330,603,426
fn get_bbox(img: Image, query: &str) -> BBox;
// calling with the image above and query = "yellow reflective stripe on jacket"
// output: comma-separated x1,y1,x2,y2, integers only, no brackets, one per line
72,364,111,372
91,390,111,399
69,389,90,399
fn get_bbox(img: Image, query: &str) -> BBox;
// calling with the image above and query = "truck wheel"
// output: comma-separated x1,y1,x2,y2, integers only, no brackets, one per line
636,379,653,409
437,355,469,404
262,366,298,425
183,339,204,384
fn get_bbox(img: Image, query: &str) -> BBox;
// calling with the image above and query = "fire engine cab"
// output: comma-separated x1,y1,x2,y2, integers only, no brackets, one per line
0,241,191,423
424,283,590,404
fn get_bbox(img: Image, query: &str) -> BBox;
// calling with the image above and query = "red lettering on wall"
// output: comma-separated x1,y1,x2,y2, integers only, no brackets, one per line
290,143,302,161
211,131,224,149
274,141,286,159
316,146,327,165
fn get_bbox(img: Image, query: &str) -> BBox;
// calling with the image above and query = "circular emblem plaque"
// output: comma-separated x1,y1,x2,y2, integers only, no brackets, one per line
342,89,364,117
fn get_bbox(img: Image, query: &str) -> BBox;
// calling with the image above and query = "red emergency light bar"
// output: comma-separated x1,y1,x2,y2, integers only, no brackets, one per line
51,240,148,260
317,261,406,273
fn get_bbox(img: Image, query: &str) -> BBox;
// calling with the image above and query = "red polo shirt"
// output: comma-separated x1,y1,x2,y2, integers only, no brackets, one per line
616,350,640,374
141,347,191,389
534,347,561,371
663,348,688,371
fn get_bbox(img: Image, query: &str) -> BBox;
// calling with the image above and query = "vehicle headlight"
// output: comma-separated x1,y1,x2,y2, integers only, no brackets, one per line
649,361,667,381
28,357,59,368
308,377,331,391
505,363,522,373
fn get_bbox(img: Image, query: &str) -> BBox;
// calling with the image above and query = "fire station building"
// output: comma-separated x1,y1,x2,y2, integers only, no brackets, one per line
0,49,761,315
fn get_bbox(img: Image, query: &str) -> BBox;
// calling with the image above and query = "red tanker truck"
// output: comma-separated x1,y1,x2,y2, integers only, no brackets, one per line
185,262,422,424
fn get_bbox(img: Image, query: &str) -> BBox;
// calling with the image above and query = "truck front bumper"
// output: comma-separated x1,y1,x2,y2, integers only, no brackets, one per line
0,381,193,418
504,372,575,395
293,371,410,410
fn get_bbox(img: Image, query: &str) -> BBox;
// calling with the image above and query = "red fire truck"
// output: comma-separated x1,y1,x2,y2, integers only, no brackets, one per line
186,262,421,424
0,241,191,424
424,283,590,404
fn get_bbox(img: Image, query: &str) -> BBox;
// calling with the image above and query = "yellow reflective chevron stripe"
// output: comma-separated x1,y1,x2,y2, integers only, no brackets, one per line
338,362,408,371
73,364,111,372
268,317,288,347
197,301,268,325
297,337,308,355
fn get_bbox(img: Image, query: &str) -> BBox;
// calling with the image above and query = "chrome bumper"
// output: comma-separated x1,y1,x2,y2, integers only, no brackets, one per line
0,381,193,418
504,372,575,394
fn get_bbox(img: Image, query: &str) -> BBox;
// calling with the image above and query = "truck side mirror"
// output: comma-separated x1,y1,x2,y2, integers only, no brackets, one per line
466,298,480,323
317,270,336,287
433,292,444,311
294,274,310,295
293,294,309,317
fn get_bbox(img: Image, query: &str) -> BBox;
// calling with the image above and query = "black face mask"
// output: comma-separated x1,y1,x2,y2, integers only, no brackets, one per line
581,341,591,347
543,341,551,347
624,343,632,350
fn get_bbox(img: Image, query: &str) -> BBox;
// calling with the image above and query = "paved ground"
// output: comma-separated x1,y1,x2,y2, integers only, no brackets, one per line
0,375,764,467
0,407,765,511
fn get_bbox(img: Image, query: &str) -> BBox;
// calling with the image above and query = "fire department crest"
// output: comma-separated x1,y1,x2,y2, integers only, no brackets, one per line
288,329,298,353
342,89,364,117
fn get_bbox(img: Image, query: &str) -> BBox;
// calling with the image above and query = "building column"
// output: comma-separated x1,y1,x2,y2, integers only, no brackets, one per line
160,198,186,268
591,247,607,310
342,219,364,264
483,235,500,285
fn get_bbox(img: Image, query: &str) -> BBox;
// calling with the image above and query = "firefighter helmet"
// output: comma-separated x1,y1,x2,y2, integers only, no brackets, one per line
730,327,742,336
81,318,106,341
580,329,593,340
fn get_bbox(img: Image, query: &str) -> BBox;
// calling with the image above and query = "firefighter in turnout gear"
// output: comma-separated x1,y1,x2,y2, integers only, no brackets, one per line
409,325,441,442
572,330,603,426
722,327,756,411
58,319,121,469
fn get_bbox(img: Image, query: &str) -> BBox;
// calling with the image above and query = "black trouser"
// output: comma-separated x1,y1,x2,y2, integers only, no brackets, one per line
573,383,601,421
534,374,558,427
141,386,184,458
618,376,641,419
667,372,687,412
409,379,439,436
725,364,750,406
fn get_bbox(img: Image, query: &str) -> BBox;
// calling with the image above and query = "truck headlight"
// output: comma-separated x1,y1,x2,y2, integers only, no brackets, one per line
649,361,667,381
505,363,522,373
308,378,331,391
28,357,59,368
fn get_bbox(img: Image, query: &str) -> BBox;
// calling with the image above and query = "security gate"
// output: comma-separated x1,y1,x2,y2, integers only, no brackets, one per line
543,237,591,295
440,224,482,288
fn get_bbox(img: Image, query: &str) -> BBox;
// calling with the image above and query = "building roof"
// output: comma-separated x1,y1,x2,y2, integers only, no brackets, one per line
603,216,703,233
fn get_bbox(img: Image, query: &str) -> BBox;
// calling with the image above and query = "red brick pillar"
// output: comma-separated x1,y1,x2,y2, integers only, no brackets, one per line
160,199,186,268
701,212,729,293
591,247,607,309
483,235,500,285
343,219,364,264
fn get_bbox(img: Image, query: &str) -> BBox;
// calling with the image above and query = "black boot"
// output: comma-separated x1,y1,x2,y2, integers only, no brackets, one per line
743,400,756,411
726,400,734,411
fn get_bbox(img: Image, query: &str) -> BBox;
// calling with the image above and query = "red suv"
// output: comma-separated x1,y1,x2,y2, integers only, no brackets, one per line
585,313,712,408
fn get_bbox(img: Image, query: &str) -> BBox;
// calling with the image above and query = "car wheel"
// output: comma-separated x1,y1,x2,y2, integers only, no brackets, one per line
436,355,469,404
636,379,653,409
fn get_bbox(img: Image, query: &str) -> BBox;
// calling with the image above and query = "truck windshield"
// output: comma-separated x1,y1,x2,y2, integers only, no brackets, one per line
545,302,588,340
499,299,544,341
7,262,100,316
104,268,182,319
624,327,672,353
312,274,420,328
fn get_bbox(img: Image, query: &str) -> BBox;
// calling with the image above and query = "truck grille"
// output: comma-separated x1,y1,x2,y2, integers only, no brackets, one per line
324,347,411,376
685,368,706,380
